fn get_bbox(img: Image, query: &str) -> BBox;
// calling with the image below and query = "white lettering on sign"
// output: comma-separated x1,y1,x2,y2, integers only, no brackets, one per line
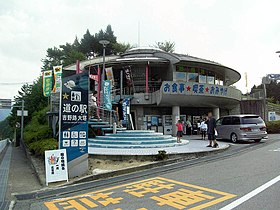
71,140,78,147
71,91,81,102
62,140,70,147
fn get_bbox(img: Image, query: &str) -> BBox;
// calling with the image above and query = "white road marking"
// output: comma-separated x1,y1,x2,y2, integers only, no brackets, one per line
220,174,280,210
269,148,280,152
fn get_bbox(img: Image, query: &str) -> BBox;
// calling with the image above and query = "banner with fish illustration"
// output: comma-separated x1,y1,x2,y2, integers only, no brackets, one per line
43,70,53,97
52,65,63,93
103,80,112,110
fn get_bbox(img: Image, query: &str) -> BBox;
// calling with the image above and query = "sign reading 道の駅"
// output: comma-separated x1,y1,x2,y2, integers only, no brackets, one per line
45,149,68,186
59,71,89,178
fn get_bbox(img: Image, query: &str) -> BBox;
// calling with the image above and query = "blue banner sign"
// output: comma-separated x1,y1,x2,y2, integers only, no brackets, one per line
103,80,112,110
59,71,89,162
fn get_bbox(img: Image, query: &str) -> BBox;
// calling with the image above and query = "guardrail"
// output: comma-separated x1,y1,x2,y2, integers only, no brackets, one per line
0,139,8,154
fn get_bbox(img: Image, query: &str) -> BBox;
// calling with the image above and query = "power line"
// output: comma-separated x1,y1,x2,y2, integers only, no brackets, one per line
0,81,34,85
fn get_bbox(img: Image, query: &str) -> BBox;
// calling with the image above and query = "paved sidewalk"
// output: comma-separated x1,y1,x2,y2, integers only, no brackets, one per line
7,146,42,197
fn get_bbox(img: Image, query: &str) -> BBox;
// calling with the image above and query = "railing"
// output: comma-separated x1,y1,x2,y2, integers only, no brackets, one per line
90,106,117,125
0,139,8,154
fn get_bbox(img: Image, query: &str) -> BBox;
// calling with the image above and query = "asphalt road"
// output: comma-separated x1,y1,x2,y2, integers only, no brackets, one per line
14,135,280,210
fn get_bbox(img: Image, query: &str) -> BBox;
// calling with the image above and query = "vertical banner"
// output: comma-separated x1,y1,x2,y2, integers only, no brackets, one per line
52,65,63,93
105,67,114,87
103,80,112,110
97,65,101,107
45,149,68,186
124,66,133,87
122,98,130,125
43,70,53,97
59,71,88,162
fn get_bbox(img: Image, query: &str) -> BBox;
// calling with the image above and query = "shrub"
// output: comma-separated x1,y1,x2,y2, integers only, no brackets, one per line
155,150,168,161
266,120,280,134
29,138,58,157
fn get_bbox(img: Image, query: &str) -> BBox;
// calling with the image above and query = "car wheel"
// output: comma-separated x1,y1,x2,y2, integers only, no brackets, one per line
254,139,261,143
230,133,238,143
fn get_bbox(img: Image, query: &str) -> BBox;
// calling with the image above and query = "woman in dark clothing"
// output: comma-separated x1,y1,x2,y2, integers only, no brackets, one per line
116,99,124,127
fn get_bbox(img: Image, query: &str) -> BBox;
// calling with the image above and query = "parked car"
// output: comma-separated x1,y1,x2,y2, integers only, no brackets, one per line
216,114,268,143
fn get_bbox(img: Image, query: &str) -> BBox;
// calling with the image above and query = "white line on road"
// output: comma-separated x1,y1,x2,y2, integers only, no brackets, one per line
220,174,280,210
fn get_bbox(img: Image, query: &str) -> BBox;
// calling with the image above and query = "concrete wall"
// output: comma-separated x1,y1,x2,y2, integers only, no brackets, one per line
240,100,264,119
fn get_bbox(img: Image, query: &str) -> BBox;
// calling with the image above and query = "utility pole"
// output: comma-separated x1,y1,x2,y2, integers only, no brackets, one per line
20,100,25,144
99,40,110,108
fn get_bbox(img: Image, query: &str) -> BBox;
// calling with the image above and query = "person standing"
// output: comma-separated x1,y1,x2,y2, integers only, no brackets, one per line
89,91,98,119
176,120,183,143
186,118,192,135
200,118,208,140
116,99,124,127
206,112,219,148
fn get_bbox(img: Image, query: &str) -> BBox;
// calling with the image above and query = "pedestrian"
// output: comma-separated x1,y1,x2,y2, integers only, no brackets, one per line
176,120,183,143
199,118,208,140
89,91,98,119
206,112,219,148
186,118,192,135
116,99,124,127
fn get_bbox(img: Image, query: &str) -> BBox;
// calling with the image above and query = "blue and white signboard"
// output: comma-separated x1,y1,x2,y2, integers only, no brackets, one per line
103,80,112,110
59,71,89,162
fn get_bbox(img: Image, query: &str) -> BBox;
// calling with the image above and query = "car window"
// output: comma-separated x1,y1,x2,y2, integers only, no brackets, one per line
216,118,222,126
241,116,264,124
222,117,232,125
232,117,241,125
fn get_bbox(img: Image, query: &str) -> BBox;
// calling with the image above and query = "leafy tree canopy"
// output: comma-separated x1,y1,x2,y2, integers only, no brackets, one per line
41,25,130,70
251,80,280,103
154,40,175,53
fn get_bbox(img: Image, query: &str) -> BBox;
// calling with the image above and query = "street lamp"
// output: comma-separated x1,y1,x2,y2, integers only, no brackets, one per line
276,51,280,57
99,40,110,108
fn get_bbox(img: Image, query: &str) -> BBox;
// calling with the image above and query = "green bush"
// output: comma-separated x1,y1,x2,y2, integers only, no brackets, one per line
29,138,58,157
155,150,168,161
266,120,280,134
23,106,57,157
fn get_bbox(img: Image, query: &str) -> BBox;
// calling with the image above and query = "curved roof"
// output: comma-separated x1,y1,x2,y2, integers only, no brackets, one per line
64,47,241,85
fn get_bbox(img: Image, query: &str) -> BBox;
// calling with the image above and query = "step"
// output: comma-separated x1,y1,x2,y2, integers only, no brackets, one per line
88,121,110,125
88,141,188,149
90,124,112,128
94,135,172,140
88,139,176,145
106,132,164,136
117,130,156,133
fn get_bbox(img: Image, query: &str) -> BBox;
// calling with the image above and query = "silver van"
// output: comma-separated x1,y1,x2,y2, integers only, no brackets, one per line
216,114,268,143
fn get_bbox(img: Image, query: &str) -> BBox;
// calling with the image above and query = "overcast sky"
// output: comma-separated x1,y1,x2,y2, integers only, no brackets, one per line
0,0,279,99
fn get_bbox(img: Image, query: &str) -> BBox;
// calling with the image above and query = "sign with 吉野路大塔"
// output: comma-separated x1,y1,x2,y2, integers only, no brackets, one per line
59,71,89,163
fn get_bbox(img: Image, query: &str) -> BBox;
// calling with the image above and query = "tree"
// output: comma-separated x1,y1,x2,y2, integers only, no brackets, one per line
251,81,280,103
0,117,13,139
154,41,175,53
112,42,133,54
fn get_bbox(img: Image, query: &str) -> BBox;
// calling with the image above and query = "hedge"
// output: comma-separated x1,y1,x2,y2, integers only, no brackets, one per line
29,138,58,157
266,120,280,134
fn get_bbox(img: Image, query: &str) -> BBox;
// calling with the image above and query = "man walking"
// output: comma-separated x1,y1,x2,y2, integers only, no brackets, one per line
206,112,219,148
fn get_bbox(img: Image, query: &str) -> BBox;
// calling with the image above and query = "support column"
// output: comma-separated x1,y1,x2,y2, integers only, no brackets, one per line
172,106,180,136
213,107,220,120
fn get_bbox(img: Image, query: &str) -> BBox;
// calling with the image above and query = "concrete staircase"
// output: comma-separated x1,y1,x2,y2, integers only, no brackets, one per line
88,130,188,149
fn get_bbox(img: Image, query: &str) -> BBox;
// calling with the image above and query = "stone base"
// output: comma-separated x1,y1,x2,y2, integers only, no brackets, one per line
68,154,88,178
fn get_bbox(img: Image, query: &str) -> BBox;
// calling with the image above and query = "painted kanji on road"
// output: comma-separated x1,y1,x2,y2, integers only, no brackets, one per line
44,177,236,210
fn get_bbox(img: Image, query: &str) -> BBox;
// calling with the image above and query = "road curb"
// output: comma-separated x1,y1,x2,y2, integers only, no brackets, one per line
13,144,230,201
